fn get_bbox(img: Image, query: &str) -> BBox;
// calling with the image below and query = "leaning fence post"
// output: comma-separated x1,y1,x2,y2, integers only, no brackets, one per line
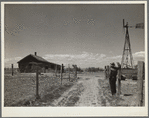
12,64,13,76
117,69,121,96
137,61,144,106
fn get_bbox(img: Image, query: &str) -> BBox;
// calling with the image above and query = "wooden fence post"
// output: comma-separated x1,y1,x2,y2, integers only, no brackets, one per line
105,66,107,79
12,64,13,76
137,61,144,106
68,64,70,81
72,65,77,80
55,65,57,77
36,66,40,99
75,65,77,80
107,65,111,89
107,66,110,79
117,69,121,96
61,64,63,85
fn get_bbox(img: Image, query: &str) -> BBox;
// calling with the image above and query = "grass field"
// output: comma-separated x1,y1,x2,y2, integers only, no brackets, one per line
4,72,76,106
98,78,145,106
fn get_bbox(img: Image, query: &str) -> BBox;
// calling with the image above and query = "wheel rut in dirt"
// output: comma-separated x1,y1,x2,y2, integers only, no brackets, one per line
52,80,84,106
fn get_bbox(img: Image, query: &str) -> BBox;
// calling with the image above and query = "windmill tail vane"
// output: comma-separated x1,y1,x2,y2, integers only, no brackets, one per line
135,23,144,29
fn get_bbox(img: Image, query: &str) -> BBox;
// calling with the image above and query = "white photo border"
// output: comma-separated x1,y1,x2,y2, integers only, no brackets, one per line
1,1,148,117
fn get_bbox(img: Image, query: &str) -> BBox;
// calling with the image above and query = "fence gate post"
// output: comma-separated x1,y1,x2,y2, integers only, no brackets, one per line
137,61,144,106
12,64,13,76
117,69,121,96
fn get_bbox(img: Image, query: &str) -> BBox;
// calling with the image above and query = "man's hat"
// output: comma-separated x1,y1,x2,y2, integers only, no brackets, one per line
110,62,115,67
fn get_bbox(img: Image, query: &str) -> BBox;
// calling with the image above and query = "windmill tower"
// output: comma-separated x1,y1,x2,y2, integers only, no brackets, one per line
121,19,134,68
121,19,144,68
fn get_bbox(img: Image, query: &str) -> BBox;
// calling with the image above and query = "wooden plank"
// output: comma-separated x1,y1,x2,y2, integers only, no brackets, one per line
121,68,137,75
137,61,144,106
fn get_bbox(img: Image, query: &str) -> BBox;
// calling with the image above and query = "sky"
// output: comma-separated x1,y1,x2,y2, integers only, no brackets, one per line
4,3,145,68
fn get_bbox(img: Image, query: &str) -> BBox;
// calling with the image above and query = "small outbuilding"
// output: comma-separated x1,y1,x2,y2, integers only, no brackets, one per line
17,52,61,73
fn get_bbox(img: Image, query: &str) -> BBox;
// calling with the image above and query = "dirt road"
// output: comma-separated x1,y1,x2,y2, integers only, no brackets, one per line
52,74,104,106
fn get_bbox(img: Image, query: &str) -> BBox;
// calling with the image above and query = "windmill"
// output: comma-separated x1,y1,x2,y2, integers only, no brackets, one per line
121,19,144,69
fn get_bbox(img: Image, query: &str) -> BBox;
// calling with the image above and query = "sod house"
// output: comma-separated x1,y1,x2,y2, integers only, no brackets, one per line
17,52,61,73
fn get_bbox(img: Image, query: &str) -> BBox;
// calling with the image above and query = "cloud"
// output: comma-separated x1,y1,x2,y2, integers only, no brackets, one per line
44,51,90,60
97,55,122,67
133,51,145,65
43,51,145,67
133,51,145,58
4,51,145,68
109,55,122,60
100,51,145,67
5,57,22,63
4,57,22,68
43,51,106,67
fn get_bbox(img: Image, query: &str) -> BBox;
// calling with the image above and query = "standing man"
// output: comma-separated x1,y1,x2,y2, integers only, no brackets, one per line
109,62,121,96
